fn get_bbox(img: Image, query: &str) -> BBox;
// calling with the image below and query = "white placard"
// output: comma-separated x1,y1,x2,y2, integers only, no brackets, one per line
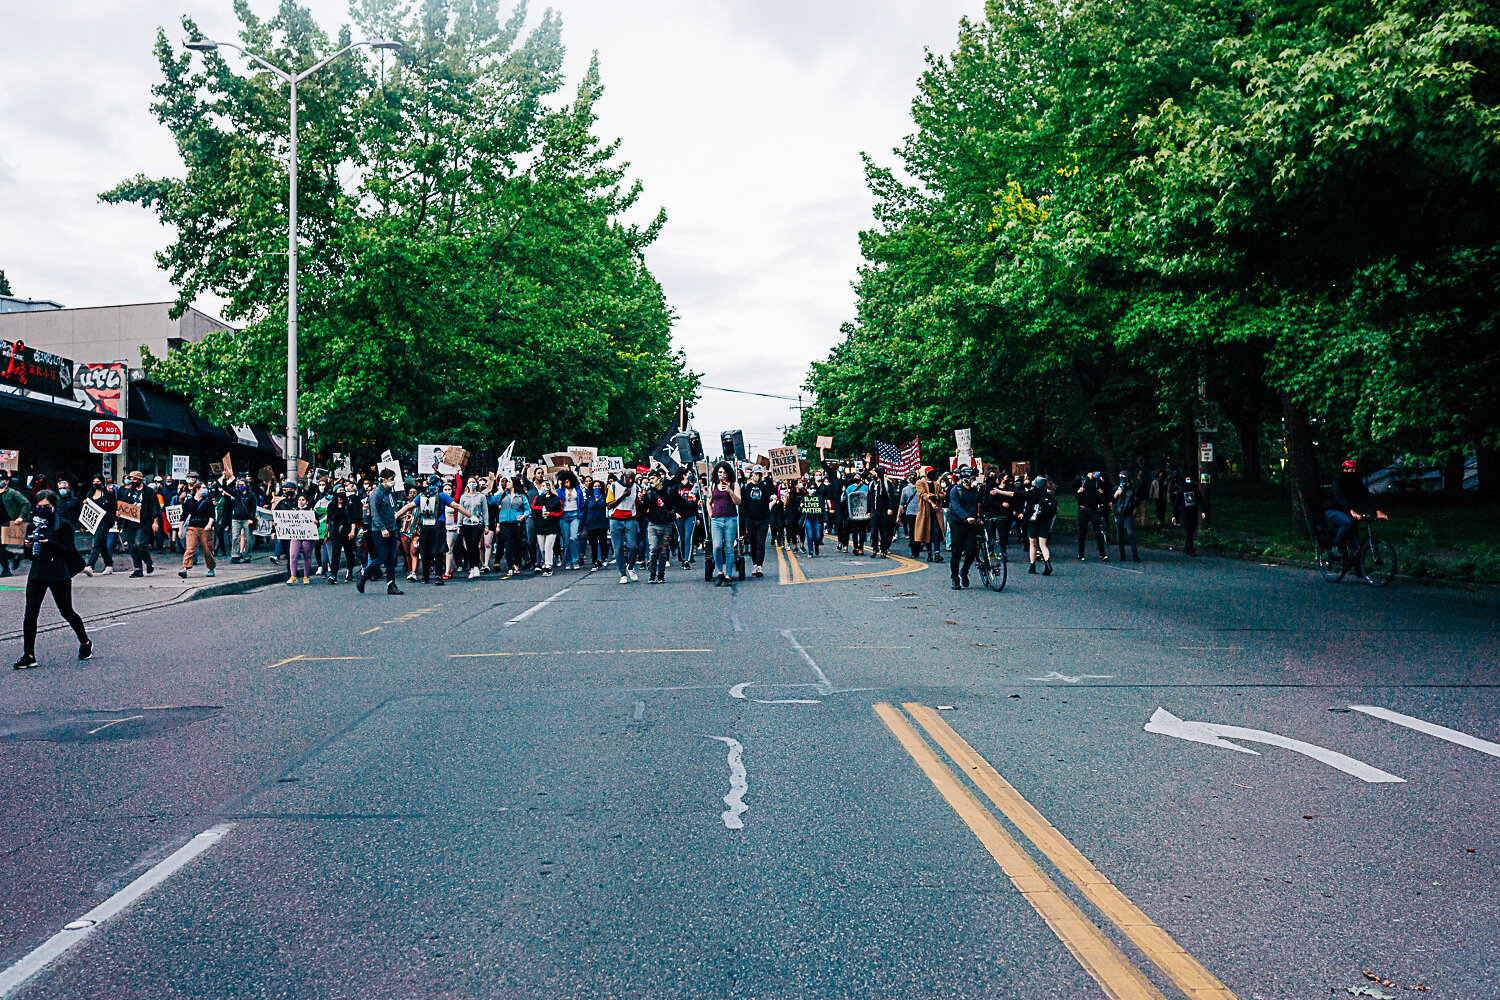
417,443,458,476
165,504,184,529
272,509,320,540
253,506,274,537
604,456,624,473
954,428,972,455
78,499,105,536
377,459,404,493
171,455,190,480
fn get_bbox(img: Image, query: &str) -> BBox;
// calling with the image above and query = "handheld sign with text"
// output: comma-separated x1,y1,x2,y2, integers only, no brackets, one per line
815,435,833,450
77,499,106,536
165,504,184,530
768,446,800,482
0,524,23,547
171,455,190,480
271,509,319,540
115,501,141,523
253,506,274,537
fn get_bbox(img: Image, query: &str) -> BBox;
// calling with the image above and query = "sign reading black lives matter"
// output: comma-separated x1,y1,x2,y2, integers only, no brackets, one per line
768,447,800,482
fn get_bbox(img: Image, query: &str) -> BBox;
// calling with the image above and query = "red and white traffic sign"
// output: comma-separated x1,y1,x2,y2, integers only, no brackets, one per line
89,419,123,455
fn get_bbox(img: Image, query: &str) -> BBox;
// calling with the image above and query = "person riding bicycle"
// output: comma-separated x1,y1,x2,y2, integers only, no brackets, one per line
1325,458,1386,558
947,466,982,590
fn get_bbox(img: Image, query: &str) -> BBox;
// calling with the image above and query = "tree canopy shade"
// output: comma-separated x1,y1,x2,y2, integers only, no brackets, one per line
104,0,696,463
791,0,1500,509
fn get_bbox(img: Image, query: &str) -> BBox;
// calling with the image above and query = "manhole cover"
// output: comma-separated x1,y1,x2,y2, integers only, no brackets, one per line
0,706,221,743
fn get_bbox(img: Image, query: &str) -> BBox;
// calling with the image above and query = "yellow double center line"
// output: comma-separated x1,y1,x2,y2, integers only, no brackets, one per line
876,703,1237,1000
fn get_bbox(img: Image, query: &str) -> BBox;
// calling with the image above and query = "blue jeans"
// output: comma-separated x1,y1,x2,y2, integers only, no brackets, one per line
609,519,639,576
711,516,738,577
559,515,582,567
804,516,824,554
1326,509,1356,552
678,515,697,562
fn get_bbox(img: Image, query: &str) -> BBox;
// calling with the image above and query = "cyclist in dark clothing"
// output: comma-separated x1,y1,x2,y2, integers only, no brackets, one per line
1325,459,1385,555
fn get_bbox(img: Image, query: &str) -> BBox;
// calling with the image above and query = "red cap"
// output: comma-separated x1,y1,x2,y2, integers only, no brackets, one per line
1342,459,1357,471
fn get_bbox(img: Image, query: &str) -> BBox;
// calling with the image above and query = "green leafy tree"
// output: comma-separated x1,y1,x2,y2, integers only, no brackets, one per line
105,0,696,464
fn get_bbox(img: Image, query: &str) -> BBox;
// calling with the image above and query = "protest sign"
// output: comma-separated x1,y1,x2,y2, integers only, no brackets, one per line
312,467,330,482
171,454,190,480
209,463,222,476
165,504,183,530
0,450,17,472
591,466,608,482
568,446,598,468
543,451,574,468
418,444,464,475
259,466,276,484
442,446,469,472
253,506,274,537
377,459,404,493
768,446,800,482
1011,461,1030,478
604,456,624,473
77,499,105,536
815,435,833,450
296,459,309,480
332,453,351,479
0,524,24,546
115,501,141,523
222,453,234,476
272,509,320,540
847,490,870,521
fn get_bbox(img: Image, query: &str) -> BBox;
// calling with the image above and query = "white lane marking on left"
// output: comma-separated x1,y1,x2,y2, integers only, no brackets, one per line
1029,671,1115,684
1145,707,1405,784
1350,705,1500,759
708,736,748,829
633,700,645,721
780,629,832,694
0,824,235,998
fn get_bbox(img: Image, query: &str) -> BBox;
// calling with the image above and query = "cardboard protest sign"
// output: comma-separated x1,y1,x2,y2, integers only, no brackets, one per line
77,499,105,536
271,509,319,540
568,446,598,468
815,435,833,450
768,446,800,482
441,446,469,472
418,444,465,475
1011,461,1030,478
259,466,276,484
115,501,142,523
1,523,26,546
222,453,234,476
209,463,223,476
756,455,770,468
543,451,574,468
296,459,309,480
253,506,274,537
165,504,183,529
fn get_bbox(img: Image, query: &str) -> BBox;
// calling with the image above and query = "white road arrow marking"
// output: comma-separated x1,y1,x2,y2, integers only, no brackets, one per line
1349,705,1500,759
1029,671,1115,684
728,682,822,705
1145,707,1405,784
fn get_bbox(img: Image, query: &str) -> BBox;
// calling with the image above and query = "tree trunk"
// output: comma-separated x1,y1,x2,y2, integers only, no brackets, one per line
1443,451,1467,494
1280,391,1321,537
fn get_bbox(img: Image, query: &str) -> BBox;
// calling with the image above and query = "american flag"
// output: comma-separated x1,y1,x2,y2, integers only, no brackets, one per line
876,438,922,476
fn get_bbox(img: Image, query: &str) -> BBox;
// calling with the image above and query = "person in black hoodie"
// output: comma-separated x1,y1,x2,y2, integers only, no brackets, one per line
117,470,160,577
737,467,775,577
1075,470,1109,561
83,476,118,574
640,469,682,583
13,491,91,669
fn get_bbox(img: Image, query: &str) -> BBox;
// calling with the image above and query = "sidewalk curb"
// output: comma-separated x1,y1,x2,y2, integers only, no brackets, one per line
0,567,285,642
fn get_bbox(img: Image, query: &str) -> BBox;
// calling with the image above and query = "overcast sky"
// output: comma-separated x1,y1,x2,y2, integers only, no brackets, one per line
0,0,980,456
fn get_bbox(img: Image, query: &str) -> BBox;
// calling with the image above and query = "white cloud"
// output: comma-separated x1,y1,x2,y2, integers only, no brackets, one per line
0,0,979,452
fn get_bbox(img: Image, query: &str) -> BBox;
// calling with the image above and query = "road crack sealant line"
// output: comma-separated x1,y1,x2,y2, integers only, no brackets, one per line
503,567,597,627
707,736,748,830
0,824,235,998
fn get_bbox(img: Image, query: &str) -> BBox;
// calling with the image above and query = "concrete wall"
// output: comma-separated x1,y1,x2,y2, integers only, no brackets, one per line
0,302,231,368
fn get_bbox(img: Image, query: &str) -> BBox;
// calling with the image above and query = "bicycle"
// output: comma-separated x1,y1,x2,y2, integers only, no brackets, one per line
1316,515,1397,588
973,517,1008,592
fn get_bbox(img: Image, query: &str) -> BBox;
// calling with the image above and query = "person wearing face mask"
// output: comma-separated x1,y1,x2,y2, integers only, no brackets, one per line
176,481,217,578
394,475,467,585
83,476,118,574
227,476,258,563
581,476,608,570
117,471,160,577
357,467,404,595
13,490,92,669
606,470,641,584
529,479,564,576
707,462,741,587
53,480,81,527
326,483,359,583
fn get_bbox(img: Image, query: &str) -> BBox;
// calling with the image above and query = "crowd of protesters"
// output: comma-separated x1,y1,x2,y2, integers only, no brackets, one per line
2,453,1212,669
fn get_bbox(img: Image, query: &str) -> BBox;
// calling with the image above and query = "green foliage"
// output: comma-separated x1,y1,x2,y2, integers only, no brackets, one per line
0,270,11,297
796,0,1500,483
104,0,695,462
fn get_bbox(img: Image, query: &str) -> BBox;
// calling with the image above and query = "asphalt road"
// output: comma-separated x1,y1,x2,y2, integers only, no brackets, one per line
1,542,1497,999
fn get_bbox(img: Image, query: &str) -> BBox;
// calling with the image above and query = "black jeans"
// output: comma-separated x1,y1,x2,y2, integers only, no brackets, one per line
125,525,153,570
742,517,769,567
587,526,608,566
1077,508,1107,558
949,521,978,581
871,512,895,554
329,529,358,576
1116,514,1138,561
24,575,89,656
459,524,484,570
498,522,525,570
418,526,446,582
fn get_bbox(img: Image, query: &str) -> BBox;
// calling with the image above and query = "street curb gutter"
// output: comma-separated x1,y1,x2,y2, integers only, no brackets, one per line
0,568,285,642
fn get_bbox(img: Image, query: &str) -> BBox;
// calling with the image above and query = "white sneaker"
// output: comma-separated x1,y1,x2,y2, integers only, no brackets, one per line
406,571,417,581
619,574,630,585
102,566,113,575
468,567,479,579
626,568,638,582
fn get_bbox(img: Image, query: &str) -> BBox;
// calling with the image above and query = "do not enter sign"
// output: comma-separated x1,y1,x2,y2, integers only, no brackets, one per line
89,419,123,455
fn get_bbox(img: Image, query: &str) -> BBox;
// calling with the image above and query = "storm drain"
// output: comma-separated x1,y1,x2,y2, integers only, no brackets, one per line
0,706,221,743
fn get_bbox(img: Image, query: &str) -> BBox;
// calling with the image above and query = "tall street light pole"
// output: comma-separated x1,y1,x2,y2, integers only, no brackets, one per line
185,36,401,484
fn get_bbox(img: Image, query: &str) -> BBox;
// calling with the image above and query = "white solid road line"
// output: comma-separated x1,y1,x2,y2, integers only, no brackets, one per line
708,736,748,830
1350,705,1500,759
1146,707,1406,783
779,629,833,694
504,587,572,627
0,823,234,998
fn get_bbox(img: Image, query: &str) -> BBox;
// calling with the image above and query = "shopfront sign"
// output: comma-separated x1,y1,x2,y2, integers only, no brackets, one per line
1,340,74,398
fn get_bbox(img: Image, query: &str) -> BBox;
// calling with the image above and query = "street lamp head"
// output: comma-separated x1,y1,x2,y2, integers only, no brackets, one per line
184,39,219,51
370,39,402,50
